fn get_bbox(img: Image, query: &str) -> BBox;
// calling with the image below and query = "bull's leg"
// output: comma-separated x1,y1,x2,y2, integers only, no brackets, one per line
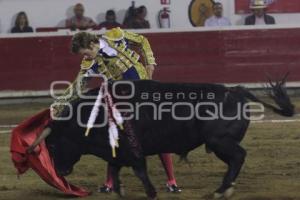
132,159,157,199
109,163,125,197
206,137,246,199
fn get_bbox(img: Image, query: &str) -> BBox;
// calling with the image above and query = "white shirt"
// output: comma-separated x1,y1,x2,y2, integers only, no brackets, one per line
255,17,266,25
204,16,231,27
99,39,118,56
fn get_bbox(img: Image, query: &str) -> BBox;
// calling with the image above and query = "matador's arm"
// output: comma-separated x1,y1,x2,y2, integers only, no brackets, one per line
27,59,95,153
52,59,94,116
123,30,157,66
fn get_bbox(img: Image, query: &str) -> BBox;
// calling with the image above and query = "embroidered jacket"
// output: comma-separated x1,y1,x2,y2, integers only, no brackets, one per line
53,28,156,116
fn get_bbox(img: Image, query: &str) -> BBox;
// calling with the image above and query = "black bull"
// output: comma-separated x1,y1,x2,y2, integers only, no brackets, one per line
46,80,294,199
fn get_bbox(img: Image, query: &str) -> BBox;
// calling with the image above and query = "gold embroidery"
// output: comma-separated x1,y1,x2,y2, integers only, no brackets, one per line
80,59,95,70
55,29,154,117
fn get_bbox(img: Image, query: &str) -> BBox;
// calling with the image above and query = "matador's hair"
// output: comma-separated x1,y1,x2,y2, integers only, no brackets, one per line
71,32,99,53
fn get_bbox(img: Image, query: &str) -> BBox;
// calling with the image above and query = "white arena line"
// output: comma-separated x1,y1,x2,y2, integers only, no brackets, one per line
0,130,12,134
252,119,300,123
0,125,17,128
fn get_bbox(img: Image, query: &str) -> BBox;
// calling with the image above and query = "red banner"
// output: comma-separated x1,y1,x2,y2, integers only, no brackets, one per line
235,0,300,14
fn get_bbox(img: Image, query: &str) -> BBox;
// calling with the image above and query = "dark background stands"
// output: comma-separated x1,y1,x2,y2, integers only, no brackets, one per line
99,10,122,29
127,6,150,29
65,3,96,30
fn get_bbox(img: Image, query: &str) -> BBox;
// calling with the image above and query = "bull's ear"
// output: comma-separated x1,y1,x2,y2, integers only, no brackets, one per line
265,72,275,88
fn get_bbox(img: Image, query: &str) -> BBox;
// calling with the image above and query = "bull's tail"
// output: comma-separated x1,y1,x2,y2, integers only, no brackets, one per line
233,76,295,117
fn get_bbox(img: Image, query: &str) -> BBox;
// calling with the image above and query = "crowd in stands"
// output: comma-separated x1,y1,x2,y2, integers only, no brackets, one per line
8,0,275,33
10,3,150,33
205,0,275,27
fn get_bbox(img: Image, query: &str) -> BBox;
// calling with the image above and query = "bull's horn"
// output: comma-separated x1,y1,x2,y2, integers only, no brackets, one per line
112,147,116,158
265,72,275,87
119,124,124,131
85,128,91,137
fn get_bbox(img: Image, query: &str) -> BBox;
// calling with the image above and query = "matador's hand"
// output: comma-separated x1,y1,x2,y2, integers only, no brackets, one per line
145,65,155,80
26,145,36,154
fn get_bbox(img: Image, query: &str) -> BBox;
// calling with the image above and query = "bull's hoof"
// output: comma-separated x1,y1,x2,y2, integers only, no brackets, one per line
147,191,158,200
213,187,235,199
148,197,158,200
114,184,125,197
119,184,125,197
224,187,235,199
213,192,224,199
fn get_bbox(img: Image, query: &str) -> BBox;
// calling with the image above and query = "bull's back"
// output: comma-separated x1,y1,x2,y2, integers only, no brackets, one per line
113,81,229,155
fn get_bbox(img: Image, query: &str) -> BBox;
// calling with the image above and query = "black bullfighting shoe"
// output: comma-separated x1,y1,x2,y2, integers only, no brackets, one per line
166,184,182,193
98,185,113,193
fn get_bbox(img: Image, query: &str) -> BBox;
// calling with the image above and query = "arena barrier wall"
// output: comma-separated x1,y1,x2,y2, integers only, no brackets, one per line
1,26,300,91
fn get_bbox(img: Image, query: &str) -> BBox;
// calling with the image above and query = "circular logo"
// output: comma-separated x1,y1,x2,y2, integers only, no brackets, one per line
188,0,214,27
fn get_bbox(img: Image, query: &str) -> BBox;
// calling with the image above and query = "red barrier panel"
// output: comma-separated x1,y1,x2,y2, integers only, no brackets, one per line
1,28,300,91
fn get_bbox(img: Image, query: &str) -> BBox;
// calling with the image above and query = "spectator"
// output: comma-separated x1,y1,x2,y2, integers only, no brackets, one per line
245,0,275,25
123,2,136,28
99,10,122,30
128,6,150,29
11,12,33,33
65,3,96,30
204,2,231,27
